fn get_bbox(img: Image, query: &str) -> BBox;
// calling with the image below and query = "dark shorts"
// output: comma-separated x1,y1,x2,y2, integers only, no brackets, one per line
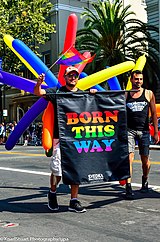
128,129,150,156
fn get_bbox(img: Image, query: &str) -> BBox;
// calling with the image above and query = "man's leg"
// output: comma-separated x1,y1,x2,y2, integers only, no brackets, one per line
50,173,61,192
140,155,150,192
48,174,61,211
125,152,134,199
125,130,136,200
68,184,86,213
139,131,150,193
48,141,62,211
70,184,79,199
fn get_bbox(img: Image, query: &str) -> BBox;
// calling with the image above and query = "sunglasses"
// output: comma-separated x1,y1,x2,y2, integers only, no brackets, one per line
134,78,143,80
67,73,79,79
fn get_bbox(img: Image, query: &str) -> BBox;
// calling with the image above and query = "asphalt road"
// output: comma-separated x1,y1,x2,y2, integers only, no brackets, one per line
0,145,160,242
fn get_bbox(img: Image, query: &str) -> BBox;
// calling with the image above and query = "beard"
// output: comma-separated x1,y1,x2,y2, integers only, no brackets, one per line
66,80,77,87
66,82,75,87
133,83,141,89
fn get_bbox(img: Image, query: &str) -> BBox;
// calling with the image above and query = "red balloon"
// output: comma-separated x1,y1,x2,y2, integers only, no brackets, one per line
58,14,78,86
149,124,154,137
158,131,160,140
43,14,78,152
119,180,126,186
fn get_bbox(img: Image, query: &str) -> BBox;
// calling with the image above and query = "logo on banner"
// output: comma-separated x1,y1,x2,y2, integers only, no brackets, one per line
66,110,119,153
88,173,104,181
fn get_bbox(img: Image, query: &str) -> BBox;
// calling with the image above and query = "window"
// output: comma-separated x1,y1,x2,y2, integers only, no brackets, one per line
43,52,51,67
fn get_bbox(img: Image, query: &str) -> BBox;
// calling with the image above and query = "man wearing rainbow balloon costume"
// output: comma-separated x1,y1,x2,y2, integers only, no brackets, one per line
34,66,97,213
125,70,159,199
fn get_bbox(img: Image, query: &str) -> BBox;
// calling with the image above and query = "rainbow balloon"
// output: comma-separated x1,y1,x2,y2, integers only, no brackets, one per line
4,15,134,151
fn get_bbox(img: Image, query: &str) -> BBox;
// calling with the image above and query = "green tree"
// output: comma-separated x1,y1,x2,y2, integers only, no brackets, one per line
0,0,55,74
76,0,160,91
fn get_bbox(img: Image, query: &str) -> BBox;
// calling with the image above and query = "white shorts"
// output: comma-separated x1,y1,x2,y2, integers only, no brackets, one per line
50,139,62,176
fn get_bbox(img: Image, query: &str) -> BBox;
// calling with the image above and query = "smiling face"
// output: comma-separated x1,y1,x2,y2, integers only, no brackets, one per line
131,73,143,89
65,71,79,88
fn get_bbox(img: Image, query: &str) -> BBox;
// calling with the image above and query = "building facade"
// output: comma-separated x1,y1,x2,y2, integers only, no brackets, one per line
146,0,160,102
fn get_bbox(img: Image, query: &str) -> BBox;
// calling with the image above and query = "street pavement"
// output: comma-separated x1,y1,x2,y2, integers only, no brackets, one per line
0,145,160,242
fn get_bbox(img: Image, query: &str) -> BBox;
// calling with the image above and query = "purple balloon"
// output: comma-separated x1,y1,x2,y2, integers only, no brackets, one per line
0,70,48,93
5,98,48,150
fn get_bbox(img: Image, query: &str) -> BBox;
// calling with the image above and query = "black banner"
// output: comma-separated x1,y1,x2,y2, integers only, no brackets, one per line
57,91,130,184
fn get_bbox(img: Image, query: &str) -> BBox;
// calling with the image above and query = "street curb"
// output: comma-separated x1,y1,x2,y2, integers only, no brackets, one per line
136,145,160,150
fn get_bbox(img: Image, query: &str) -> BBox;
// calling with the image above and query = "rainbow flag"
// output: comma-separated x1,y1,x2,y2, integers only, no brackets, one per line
56,46,95,66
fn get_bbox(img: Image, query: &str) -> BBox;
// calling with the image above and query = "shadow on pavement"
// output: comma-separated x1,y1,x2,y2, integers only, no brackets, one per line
0,183,160,213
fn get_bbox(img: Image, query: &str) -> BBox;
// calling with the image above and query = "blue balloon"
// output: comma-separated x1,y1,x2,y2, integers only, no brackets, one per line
107,76,121,90
91,85,105,91
79,72,88,79
12,39,59,88
106,66,121,90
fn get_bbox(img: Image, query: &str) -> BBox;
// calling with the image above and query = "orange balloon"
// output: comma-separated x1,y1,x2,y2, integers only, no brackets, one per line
156,104,160,117
42,102,54,151
149,104,160,117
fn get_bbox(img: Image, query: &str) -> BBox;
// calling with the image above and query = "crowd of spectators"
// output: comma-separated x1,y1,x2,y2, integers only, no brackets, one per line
0,121,42,146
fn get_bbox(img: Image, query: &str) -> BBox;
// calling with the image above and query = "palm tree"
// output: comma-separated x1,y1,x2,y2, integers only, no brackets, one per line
76,0,160,90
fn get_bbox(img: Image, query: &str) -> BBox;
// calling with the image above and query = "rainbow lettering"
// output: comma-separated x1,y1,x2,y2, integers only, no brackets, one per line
66,110,119,153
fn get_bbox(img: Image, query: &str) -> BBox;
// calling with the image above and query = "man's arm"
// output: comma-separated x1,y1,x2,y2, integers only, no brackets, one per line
34,74,46,96
149,91,159,144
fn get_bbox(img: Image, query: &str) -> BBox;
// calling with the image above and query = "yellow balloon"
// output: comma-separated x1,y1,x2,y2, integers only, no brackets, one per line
133,54,146,71
126,54,146,90
4,34,38,78
77,61,135,90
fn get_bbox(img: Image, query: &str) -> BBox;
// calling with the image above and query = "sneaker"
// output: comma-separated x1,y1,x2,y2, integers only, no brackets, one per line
68,200,86,213
47,191,59,211
125,183,134,200
140,176,149,193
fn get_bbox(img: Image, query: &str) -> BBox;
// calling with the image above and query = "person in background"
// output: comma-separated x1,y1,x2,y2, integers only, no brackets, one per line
0,123,5,144
125,70,159,199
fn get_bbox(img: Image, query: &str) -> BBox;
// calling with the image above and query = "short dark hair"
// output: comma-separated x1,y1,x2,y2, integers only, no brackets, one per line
131,70,143,79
